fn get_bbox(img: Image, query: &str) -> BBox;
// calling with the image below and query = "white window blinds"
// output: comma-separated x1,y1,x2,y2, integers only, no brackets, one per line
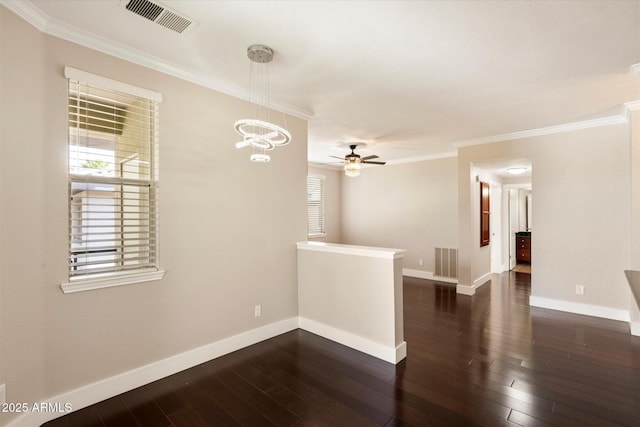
307,175,325,237
67,73,160,279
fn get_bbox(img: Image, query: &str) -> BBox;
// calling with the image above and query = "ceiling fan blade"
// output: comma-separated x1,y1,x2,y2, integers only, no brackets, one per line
329,155,346,160
361,155,379,161
362,160,386,165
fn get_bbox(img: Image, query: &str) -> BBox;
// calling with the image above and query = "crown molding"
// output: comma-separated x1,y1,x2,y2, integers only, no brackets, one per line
0,0,314,120
308,104,638,165
632,63,640,76
386,151,458,165
308,162,342,171
455,112,629,148
624,100,640,112
1,0,48,29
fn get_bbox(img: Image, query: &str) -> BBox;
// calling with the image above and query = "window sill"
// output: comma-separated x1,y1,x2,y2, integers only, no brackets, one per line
61,270,165,294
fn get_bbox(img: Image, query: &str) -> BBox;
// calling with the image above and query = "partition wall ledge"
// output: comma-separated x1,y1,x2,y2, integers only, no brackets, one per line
296,241,406,259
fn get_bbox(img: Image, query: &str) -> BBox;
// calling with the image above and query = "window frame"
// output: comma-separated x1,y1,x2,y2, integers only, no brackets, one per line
61,67,164,293
307,174,326,238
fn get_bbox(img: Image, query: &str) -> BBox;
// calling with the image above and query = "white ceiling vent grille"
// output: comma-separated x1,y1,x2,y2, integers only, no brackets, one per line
124,0,196,34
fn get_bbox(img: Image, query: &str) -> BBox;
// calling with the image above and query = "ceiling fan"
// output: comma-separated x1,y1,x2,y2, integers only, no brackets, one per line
330,144,386,177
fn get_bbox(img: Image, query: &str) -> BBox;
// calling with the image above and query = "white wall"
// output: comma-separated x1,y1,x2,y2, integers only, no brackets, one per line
297,242,406,363
630,109,640,332
340,157,458,275
458,123,633,314
467,166,501,285
0,8,307,424
530,127,630,308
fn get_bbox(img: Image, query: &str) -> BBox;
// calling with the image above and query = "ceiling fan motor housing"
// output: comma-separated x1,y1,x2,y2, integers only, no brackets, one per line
329,144,385,167
347,145,361,161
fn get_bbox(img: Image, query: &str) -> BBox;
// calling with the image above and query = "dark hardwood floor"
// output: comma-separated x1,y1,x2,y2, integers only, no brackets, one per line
43,272,640,426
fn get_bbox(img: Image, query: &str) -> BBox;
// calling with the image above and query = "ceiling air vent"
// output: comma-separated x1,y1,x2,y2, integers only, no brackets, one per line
124,0,196,34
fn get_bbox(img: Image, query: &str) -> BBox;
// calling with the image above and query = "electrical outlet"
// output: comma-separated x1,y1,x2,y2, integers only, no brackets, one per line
576,285,584,295
0,383,6,405
419,259,424,266
254,304,262,317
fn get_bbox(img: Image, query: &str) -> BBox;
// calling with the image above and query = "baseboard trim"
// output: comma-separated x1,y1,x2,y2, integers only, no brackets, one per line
529,296,631,323
396,341,408,362
7,317,299,427
298,317,406,365
403,268,458,284
456,272,492,296
474,272,492,287
456,283,476,296
403,268,432,279
630,321,640,336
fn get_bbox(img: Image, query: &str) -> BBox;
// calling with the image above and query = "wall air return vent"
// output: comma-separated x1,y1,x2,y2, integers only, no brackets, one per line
435,248,458,279
123,0,196,34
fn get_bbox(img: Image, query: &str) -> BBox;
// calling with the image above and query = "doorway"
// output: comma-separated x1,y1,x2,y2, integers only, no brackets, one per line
505,184,532,274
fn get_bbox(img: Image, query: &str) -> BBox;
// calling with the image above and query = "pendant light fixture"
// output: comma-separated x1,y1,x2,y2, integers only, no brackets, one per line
234,44,291,162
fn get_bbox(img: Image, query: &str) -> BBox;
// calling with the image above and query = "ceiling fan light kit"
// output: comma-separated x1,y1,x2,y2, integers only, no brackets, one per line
234,44,291,163
344,161,361,177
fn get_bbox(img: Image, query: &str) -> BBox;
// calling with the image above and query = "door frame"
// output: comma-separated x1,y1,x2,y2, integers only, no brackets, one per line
502,183,532,271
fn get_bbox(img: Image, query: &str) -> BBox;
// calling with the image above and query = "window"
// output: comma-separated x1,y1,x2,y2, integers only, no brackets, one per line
307,175,326,238
63,67,163,292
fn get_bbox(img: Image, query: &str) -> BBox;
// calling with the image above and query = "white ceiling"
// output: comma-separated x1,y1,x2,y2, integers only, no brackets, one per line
6,0,640,172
